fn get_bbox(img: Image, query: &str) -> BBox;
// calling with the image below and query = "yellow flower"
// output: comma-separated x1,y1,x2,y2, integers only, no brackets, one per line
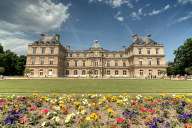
85,116,91,121
185,98,192,103
107,108,114,113
111,96,117,102
74,101,81,109
90,112,99,121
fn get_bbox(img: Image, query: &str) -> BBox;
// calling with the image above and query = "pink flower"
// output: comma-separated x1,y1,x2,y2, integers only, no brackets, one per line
41,108,49,114
30,105,37,111
19,116,28,124
116,117,125,124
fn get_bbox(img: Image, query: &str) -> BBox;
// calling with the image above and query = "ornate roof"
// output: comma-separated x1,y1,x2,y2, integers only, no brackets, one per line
91,40,101,48
33,34,60,45
132,34,158,45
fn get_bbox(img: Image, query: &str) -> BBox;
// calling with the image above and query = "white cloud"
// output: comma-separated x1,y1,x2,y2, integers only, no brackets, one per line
130,4,170,20
175,12,192,23
114,11,124,22
148,4,170,16
116,16,124,21
177,0,192,4
89,0,133,8
0,0,70,55
130,12,141,20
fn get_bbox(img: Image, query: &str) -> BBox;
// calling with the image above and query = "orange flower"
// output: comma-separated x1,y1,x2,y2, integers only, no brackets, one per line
185,123,192,128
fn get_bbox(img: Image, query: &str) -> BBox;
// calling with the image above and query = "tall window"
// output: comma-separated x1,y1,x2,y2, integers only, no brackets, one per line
75,61,77,67
138,48,142,54
123,70,127,75
94,61,98,67
40,57,44,65
147,49,150,55
158,70,161,76
32,47,37,54
157,58,160,65
140,70,143,76
123,62,126,67
115,70,118,75
83,61,85,67
66,62,69,67
74,70,77,75
139,59,143,66
32,57,35,65
41,47,46,54
156,48,159,54
149,70,152,76
115,61,118,66
39,69,43,76
148,58,152,66
107,61,110,67
82,70,86,75
107,70,110,75
50,48,54,54
66,70,69,75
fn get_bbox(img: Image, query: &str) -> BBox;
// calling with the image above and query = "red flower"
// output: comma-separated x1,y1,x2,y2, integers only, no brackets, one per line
147,109,155,114
140,107,147,112
116,117,125,124
41,108,49,114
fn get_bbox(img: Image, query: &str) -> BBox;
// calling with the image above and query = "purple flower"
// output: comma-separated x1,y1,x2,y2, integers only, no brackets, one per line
4,110,21,125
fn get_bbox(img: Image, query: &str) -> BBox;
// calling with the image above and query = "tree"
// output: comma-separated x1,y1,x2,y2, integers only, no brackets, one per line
173,38,192,75
185,67,192,75
167,62,176,75
0,44,4,54
0,67,5,75
0,44,26,76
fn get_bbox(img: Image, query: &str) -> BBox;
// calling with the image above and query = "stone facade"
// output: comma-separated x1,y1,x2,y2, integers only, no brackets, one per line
26,34,167,78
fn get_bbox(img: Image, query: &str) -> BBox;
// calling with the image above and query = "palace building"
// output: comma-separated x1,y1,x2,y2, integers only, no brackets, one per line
26,34,167,78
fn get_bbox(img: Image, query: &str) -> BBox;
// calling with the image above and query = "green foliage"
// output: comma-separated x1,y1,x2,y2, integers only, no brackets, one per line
0,44,4,54
25,68,32,74
185,67,192,75
0,44,26,76
0,67,5,74
173,38,192,74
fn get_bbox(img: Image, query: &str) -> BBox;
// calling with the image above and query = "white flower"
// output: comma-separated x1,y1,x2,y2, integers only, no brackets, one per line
65,113,75,123
41,121,46,127
136,94,142,100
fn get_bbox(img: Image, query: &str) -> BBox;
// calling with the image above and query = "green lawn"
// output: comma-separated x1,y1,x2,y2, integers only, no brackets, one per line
0,79,192,94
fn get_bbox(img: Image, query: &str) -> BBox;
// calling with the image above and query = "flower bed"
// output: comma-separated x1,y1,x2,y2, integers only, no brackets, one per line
0,94,192,127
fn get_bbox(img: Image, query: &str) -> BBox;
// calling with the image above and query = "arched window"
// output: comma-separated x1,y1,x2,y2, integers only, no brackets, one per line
39,69,43,76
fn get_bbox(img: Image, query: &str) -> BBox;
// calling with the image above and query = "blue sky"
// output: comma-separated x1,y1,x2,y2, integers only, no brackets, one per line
0,0,192,61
